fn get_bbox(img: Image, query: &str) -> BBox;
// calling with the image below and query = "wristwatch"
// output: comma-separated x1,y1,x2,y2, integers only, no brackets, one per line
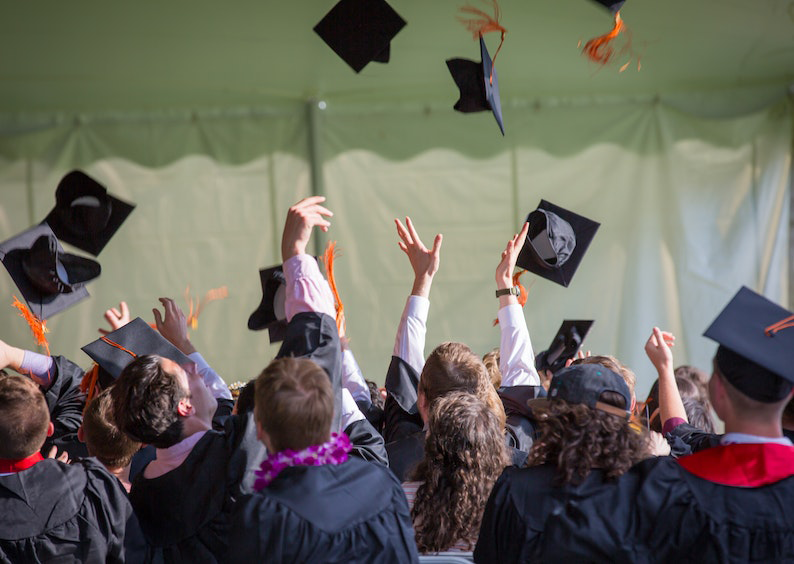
495,287,520,297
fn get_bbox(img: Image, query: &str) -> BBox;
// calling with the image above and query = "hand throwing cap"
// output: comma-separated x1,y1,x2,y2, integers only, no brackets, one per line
535,320,594,374
704,286,794,402
313,0,407,73
516,200,600,287
247,265,288,343
0,223,99,319
446,36,505,135
43,170,135,256
82,317,193,385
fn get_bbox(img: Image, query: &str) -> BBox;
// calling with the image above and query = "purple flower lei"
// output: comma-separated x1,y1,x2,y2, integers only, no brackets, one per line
253,431,352,491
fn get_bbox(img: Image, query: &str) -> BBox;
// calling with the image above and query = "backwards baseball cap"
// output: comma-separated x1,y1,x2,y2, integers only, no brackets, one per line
0,223,99,319
446,36,505,136
43,170,135,256
82,317,193,388
536,363,631,419
516,200,600,287
704,286,794,403
535,320,594,375
313,0,406,73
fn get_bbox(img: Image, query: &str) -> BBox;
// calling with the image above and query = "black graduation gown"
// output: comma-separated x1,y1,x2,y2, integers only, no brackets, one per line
39,355,88,459
0,457,143,563
226,457,419,563
475,445,794,563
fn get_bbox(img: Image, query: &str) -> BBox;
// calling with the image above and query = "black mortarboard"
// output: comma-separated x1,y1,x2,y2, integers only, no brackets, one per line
82,317,192,386
592,0,625,13
0,224,99,319
43,170,135,257
535,320,594,374
704,286,794,402
313,0,406,73
516,200,600,287
446,36,505,135
247,265,288,343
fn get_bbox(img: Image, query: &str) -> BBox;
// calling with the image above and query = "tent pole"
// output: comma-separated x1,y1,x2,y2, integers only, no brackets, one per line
306,99,326,257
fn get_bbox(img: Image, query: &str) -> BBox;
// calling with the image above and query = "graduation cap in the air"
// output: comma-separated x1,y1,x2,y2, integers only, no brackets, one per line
82,317,193,388
592,0,624,13
446,36,505,135
313,0,406,73
0,223,100,320
582,0,631,66
516,200,600,287
535,320,594,374
247,265,288,343
704,286,794,402
43,170,135,257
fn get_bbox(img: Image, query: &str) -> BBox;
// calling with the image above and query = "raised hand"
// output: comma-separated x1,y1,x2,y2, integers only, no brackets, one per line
394,216,443,299
281,196,333,261
99,301,131,335
496,222,529,289
0,339,24,372
644,327,675,373
153,297,196,355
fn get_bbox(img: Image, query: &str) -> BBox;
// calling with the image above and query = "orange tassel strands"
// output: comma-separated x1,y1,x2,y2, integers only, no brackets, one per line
493,270,529,326
322,241,347,339
79,364,100,411
184,285,229,330
582,11,625,64
458,0,506,82
11,296,50,356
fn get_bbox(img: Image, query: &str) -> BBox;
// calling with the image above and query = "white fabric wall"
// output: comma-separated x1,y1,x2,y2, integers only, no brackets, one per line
0,97,789,398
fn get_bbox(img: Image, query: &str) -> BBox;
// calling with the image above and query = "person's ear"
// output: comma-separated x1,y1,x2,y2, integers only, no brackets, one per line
77,426,85,443
256,421,273,451
177,397,194,417
46,421,54,437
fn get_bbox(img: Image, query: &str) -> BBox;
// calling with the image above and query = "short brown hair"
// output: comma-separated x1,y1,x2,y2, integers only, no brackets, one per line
421,342,505,428
574,355,636,398
83,389,141,469
482,348,501,389
0,375,50,459
255,357,333,452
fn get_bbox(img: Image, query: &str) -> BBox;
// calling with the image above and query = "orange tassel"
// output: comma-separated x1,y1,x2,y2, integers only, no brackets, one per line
184,285,229,330
582,11,625,65
80,364,100,411
493,270,529,326
458,0,507,83
12,296,50,356
322,241,347,339
765,315,794,337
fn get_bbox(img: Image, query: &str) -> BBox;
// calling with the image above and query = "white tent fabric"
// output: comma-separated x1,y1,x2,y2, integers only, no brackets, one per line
0,97,789,397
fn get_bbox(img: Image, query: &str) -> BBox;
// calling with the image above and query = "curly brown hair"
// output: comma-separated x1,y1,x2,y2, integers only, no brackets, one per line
409,392,510,553
526,392,650,486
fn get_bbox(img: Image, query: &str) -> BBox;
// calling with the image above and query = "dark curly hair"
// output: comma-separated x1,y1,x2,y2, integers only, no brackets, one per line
110,354,187,448
526,391,650,486
409,392,510,553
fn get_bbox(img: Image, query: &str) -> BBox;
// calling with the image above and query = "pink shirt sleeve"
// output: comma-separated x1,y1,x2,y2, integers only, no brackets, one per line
662,417,687,435
282,254,336,320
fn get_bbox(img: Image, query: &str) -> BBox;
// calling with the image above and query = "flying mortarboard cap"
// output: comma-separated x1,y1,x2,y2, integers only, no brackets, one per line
43,170,135,257
82,317,193,384
516,200,600,288
703,286,794,402
247,265,288,343
535,320,594,374
592,0,625,13
446,36,505,135
0,223,99,319
313,0,407,73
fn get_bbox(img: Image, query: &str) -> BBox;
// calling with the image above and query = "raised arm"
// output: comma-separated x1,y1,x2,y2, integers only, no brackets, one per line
644,327,686,428
495,223,540,387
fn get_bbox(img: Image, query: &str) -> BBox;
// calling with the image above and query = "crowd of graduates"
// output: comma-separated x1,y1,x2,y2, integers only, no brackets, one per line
0,193,793,563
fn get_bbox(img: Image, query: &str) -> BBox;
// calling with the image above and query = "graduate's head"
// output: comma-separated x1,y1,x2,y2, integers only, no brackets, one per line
254,357,333,453
81,389,141,470
526,364,649,485
0,375,53,459
709,346,794,425
111,354,216,448
420,342,505,427
571,354,636,411
482,348,502,390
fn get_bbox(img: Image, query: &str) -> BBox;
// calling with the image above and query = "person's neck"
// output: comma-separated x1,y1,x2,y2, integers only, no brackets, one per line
723,415,783,438
181,417,212,438
108,464,132,493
